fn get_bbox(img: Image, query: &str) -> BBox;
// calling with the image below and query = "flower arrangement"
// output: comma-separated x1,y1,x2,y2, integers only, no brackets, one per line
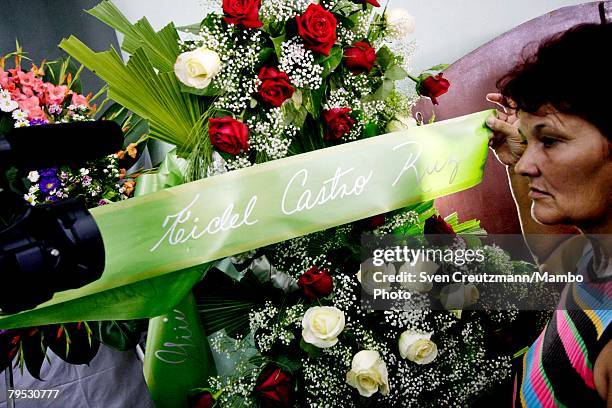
193,206,548,407
170,0,450,175
0,48,147,378
57,1,545,406
0,49,137,207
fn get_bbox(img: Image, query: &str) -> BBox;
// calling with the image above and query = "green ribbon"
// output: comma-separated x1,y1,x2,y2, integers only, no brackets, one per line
0,110,493,329
134,153,216,408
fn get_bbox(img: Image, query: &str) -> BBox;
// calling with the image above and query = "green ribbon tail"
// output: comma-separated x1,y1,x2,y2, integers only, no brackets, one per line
144,292,216,408
137,152,216,407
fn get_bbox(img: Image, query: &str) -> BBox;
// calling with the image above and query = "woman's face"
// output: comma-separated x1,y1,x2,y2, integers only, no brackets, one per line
515,107,612,230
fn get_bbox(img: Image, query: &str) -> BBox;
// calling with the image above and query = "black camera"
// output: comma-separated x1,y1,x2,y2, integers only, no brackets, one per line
0,121,123,314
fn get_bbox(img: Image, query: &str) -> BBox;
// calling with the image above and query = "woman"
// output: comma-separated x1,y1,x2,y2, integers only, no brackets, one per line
486,23,612,406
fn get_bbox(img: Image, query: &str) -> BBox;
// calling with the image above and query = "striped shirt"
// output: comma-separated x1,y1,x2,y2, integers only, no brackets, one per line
514,244,612,407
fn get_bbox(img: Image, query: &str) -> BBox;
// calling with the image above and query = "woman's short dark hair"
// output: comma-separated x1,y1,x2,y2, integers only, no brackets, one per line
497,23,612,139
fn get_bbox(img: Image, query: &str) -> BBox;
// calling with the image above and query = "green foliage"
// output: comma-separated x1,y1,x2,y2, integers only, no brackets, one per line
87,0,180,73
384,65,408,81
59,38,206,153
92,320,147,351
375,46,394,70
271,34,286,60
319,46,344,78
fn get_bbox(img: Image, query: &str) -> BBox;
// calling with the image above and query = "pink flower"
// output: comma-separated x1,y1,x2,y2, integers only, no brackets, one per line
45,85,68,105
18,96,46,120
10,89,23,100
21,86,34,98
0,70,9,88
17,71,37,87
71,93,89,107
32,78,45,94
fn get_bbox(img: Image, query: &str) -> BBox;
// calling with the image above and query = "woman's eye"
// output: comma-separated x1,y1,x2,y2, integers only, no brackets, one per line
541,137,557,148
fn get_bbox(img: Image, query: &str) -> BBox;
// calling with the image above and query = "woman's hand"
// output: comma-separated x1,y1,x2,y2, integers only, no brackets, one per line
485,93,525,167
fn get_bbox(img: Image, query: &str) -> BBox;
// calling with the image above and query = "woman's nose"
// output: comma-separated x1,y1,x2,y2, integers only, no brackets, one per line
514,145,540,177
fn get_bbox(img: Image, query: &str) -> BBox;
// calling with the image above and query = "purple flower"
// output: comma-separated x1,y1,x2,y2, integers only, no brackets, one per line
39,168,57,178
29,118,48,126
38,168,60,194
98,199,109,206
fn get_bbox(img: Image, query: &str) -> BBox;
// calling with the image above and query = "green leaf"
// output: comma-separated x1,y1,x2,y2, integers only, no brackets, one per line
282,101,308,129
273,355,303,373
179,81,224,96
363,122,379,137
93,320,147,351
303,85,326,117
86,1,180,73
363,78,394,101
176,22,202,34
376,46,394,70
384,65,408,81
425,63,450,72
336,15,355,29
300,338,322,358
258,47,275,64
271,34,286,60
122,116,150,148
319,46,343,78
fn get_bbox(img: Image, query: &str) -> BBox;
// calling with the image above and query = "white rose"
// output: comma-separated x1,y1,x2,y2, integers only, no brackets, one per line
386,115,418,133
346,350,390,397
397,259,438,293
398,330,438,365
174,47,221,89
357,258,394,295
440,283,480,310
385,9,416,39
302,306,345,348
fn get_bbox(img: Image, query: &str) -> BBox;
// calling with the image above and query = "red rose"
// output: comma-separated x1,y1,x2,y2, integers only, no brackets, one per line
296,4,337,56
424,215,455,235
424,215,456,247
417,73,450,105
222,0,263,28
364,214,386,230
298,266,334,300
188,391,215,408
351,0,381,7
255,366,293,408
322,108,355,141
209,117,249,155
257,67,295,107
343,41,376,74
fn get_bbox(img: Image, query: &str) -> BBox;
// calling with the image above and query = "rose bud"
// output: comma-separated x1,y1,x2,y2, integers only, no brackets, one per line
417,73,450,105
296,4,337,56
298,266,334,300
322,108,355,141
188,390,215,408
222,0,263,28
208,117,249,155
257,67,295,107
343,41,376,75
255,366,293,408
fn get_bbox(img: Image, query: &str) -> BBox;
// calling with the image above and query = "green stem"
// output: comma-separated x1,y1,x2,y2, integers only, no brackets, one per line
406,73,420,83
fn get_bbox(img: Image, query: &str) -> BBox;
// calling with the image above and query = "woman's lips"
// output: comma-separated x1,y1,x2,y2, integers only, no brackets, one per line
528,186,551,199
